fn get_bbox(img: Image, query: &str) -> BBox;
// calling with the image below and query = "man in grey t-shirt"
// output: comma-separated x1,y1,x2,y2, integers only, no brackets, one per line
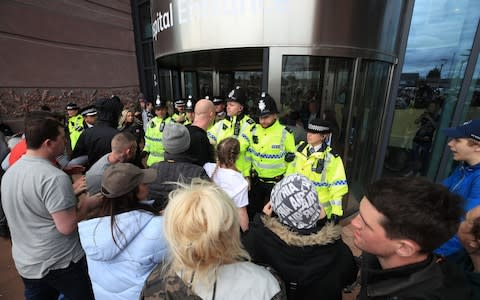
1,114,101,300
86,131,137,195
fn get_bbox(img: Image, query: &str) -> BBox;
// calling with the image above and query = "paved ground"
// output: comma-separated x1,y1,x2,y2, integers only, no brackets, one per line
0,238,23,299
0,221,360,299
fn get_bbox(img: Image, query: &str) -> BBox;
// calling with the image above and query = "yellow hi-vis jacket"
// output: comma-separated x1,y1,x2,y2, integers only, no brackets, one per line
144,116,173,166
286,142,348,218
68,115,84,150
240,120,296,179
207,114,255,175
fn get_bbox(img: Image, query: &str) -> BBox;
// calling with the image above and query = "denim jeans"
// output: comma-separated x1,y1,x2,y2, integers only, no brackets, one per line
21,256,94,300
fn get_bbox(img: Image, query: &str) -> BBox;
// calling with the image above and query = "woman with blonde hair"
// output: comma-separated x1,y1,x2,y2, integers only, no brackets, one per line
203,137,249,231
140,179,286,300
118,109,145,167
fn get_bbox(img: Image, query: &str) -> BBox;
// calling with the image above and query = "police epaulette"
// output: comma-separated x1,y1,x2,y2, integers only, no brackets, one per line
246,118,255,125
330,149,340,157
284,126,293,134
297,142,308,153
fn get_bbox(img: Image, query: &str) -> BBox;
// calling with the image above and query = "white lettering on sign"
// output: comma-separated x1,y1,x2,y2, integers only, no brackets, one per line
152,0,287,40
152,2,174,40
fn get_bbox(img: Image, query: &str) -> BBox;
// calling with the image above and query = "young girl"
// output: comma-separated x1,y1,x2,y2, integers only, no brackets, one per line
203,137,249,231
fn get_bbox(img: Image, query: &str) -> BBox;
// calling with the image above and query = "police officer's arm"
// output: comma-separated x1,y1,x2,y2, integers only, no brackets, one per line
239,131,252,177
327,155,348,217
71,130,87,159
284,130,296,165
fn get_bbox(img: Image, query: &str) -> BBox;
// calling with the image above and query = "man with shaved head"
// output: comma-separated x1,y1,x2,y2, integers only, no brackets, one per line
186,99,216,166
86,132,137,195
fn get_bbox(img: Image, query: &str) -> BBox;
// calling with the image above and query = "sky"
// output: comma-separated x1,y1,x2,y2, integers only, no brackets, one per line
402,0,480,78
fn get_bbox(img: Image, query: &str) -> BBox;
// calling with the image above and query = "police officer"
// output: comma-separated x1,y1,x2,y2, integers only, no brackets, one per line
143,96,173,166
184,96,195,126
66,102,84,151
286,119,348,222
241,92,295,217
80,105,97,129
172,98,187,124
212,96,226,122
207,86,256,175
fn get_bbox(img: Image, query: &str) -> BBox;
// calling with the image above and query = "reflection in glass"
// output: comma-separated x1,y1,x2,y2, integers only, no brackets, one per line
219,71,262,110
383,0,480,179
198,71,213,98
347,60,390,198
183,72,197,100
158,69,172,101
280,56,353,155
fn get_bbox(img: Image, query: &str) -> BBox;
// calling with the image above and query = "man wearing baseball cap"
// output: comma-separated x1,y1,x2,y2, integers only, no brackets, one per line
207,86,256,175
435,119,480,258
286,118,348,222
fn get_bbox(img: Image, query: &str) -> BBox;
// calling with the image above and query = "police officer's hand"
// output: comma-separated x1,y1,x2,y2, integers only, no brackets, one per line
262,202,273,216
245,176,251,191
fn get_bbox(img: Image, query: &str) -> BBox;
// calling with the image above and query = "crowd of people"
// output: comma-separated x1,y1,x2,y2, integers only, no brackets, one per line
0,86,479,299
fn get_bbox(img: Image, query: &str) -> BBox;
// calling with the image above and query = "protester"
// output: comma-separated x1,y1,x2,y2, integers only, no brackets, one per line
140,179,286,300
1,115,102,300
242,174,357,300
435,120,480,258
79,163,168,300
118,109,145,167
204,137,249,232
86,132,137,195
458,205,480,297
72,96,123,168
186,98,216,166
351,177,473,299
148,123,209,210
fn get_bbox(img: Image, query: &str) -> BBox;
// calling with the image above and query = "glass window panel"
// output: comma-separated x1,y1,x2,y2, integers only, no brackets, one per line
183,72,198,100
139,3,152,40
219,72,235,98
158,68,172,102
234,71,262,110
198,71,213,98
347,60,390,199
383,0,480,179
281,56,325,114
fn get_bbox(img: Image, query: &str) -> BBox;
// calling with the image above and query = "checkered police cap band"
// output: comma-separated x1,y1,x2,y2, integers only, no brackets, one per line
308,124,329,132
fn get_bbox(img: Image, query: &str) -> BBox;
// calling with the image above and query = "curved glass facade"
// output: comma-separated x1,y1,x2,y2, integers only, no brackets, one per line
382,0,480,182
141,0,480,212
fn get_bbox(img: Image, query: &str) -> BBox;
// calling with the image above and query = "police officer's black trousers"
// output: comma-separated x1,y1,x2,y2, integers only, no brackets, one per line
248,180,275,220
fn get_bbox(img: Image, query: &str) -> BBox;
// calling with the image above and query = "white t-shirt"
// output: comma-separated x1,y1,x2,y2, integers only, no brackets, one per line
203,163,249,208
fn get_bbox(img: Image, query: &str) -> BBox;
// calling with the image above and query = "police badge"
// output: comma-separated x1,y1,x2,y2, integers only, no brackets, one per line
258,99,266,113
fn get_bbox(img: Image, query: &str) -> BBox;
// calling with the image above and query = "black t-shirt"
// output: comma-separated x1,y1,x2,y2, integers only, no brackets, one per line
186,125,215,166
